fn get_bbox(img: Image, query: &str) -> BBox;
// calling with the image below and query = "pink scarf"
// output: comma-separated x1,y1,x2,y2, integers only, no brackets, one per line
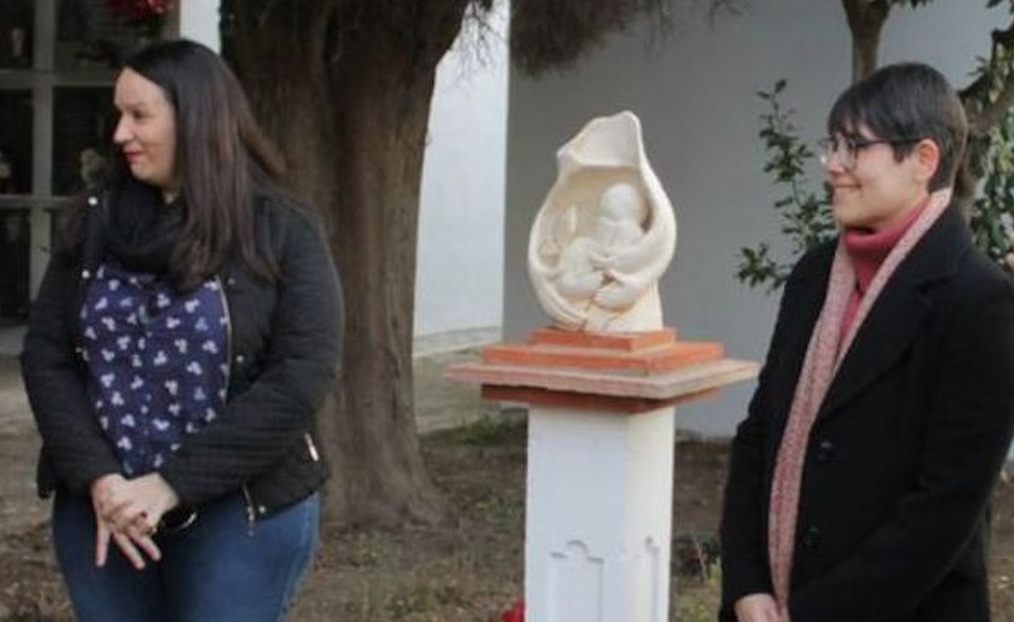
767,188,953,606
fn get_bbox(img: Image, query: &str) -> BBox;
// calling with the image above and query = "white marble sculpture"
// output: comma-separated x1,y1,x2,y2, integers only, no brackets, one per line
528,111,677,332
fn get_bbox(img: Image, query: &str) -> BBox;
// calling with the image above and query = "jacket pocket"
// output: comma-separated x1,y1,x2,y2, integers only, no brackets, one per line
246,431,329,518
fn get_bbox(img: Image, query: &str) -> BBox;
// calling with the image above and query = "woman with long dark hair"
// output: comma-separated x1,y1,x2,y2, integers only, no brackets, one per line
21,39,342,621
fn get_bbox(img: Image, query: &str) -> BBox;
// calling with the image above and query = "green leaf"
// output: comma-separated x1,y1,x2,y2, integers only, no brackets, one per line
743,78,835,292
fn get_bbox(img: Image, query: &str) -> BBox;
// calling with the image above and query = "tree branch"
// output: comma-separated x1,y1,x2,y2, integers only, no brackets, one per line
411,0,477,65
840,0,890,32
839,0,891,81
708,0,746,19
960,18,1014,134
511,0,673,74
840,0,865,32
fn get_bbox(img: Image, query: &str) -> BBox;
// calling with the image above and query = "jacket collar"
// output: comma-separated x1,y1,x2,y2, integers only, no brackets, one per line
818,202,973,419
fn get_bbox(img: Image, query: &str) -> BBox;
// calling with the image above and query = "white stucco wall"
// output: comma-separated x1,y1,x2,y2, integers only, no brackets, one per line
174,0,220,51
505,1,1005,442
414,4,509,353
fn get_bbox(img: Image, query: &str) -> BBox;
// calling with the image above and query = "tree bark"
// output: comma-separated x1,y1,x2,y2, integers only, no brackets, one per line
319,0,469,527
223,2,336,211
840,0,890,81
222,0,472,527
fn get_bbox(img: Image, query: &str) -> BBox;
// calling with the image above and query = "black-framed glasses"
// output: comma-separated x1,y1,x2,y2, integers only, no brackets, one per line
817,135,924,170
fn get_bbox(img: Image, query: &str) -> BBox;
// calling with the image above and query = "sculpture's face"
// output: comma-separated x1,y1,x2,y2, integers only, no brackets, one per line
594,185,647,248
598,184,646,225
113,68,179,202
824,125,933,231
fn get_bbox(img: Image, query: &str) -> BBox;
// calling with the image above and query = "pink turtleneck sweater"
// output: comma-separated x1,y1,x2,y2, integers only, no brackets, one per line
841,201,926,338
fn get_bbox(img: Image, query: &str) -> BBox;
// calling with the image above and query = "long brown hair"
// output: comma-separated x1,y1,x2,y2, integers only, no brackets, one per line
107,39,284,289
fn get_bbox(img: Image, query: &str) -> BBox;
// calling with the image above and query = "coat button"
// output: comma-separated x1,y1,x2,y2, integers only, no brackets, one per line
235,354,245,364
801,526,822,552
814,439,834,462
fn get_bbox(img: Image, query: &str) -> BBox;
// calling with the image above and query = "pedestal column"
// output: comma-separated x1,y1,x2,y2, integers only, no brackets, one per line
527,405,674,621
447,327,758,622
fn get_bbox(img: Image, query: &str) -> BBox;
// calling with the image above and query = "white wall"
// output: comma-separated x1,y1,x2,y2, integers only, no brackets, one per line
414,3,509,354
175,0,220,50
505,1,1004,439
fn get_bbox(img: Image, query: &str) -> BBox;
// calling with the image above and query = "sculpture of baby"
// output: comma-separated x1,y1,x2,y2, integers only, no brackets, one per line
528,111,677,332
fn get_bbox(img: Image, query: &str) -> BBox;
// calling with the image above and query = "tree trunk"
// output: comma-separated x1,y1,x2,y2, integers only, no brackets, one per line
222,0,472,527
851,27,880,81
319,2,462,527
222,3,335,211
840,0,890,81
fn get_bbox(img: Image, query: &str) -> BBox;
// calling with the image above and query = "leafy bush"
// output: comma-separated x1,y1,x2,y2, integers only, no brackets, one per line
737,76,1014,290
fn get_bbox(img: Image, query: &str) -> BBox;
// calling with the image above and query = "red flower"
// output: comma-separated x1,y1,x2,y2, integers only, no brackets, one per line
107,0,173,22
501,599,525,622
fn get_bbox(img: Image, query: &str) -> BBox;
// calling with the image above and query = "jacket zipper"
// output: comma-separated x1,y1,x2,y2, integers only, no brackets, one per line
220,274,319,533
241,485,256,535
305,432,320,462
218,274,255,533
216,274,234,401
74,194,103,350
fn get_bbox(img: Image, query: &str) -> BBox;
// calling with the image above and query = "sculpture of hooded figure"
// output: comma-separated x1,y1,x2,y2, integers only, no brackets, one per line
528,111,677,332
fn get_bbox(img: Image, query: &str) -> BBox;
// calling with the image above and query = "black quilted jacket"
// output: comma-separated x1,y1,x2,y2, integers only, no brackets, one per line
20,187,343,521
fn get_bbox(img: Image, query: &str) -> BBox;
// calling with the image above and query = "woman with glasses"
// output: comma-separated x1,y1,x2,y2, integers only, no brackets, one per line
20,39,343,621
719,62,1014,622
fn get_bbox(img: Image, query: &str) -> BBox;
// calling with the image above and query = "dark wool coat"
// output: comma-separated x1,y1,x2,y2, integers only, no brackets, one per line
720,204,1014,622
20,187,343,520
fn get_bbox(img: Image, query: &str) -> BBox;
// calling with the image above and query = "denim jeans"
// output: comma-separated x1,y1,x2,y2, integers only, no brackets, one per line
52,488,319,622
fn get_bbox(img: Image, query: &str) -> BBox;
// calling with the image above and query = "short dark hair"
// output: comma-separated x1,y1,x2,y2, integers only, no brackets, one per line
122,38,283,289
827,62,968,192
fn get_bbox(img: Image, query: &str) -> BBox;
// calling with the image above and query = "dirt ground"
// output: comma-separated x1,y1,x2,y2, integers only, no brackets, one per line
0,353,1012,621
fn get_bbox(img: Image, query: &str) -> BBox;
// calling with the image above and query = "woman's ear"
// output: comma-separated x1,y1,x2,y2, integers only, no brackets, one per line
913,138,941,187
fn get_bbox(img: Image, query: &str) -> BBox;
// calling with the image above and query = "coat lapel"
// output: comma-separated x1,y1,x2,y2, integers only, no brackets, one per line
818,204,971,419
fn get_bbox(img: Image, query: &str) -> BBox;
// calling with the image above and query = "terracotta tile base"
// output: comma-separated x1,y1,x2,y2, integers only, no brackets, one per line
445,326,760,414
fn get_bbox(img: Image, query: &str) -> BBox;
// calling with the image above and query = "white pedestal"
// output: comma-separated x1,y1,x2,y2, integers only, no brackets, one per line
445,333,759,621
525,405,675,622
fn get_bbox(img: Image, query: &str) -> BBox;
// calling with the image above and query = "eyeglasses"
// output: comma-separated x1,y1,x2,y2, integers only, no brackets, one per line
817,135,924,170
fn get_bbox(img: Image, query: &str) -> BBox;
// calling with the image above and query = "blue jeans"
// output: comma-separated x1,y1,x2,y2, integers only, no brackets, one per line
52,489,319,622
